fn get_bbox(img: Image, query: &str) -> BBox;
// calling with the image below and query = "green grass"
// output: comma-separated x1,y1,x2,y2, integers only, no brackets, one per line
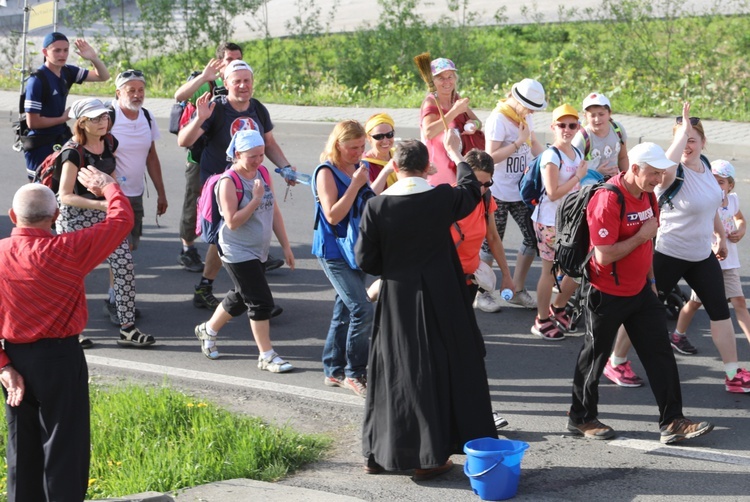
0,383,330,499
3,3,749,121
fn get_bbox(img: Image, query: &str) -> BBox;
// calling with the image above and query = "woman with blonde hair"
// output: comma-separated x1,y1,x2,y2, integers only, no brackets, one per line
56,98,154,348
312,120,375,398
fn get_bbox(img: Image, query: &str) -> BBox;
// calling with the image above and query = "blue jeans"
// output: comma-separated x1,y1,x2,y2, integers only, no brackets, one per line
318,257,373,379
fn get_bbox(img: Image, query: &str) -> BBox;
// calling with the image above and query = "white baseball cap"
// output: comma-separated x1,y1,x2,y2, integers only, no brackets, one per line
711,159,736,179
628,142,675,170
224,60,253,75
582,92,611,110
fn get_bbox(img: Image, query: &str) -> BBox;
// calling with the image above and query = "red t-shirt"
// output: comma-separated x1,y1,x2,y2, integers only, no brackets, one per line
451,195,498,275
587,173,658,296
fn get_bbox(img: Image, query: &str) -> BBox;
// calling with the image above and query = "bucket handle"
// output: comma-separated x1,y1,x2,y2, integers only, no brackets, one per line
463,453,505,479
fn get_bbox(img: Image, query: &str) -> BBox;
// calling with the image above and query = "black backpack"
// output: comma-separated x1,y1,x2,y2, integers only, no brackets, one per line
14,67,75,152
658,154,710,209
555,181,625,281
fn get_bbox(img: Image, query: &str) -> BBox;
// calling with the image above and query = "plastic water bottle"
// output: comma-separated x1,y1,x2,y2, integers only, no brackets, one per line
500,289,514,302
274,166,311,185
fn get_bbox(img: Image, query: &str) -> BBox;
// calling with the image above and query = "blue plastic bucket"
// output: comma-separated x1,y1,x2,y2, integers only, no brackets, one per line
463,437,529,501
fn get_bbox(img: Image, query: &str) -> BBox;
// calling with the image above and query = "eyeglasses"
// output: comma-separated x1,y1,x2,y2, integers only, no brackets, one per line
480,180,494,188
87,114,110,124
555,122,579,130
370,131,395,141
675,116,701,125
119,69,144,78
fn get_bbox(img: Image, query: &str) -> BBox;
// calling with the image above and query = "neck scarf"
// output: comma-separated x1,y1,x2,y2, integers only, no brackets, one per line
493,99,531,146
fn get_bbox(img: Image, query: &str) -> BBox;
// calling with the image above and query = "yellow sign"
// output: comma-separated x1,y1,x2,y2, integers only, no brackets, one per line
28,1,55,31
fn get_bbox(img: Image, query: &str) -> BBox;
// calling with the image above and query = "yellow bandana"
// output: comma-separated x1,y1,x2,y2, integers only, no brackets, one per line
365,113,395,134
493,99,531,146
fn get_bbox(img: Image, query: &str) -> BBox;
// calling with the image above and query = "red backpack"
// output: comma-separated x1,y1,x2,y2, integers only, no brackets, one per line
34,133,115,193
196,165,270,245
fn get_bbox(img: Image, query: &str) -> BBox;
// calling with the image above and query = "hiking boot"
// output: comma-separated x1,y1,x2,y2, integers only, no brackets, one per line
670,332,697,355
603,360,644,388
324,374,345,388
567,418,616,440
473,290,502,313
492,411,509,431
193,284,220,309
507,288,537,309
660,417,714,444
117,326,155,348
78,334,94,349
194,323,219,360
550,305,576,333
263,255,284,272
725,368,750,394
343,376,367,398
531,317,565,341
258,352,293,373
178,247,204,273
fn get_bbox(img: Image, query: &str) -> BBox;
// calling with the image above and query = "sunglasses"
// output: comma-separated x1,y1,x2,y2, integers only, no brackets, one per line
479,180,494,188
120,69,144,78
555,122,579,130
675,116,701,125
370,131,395,141
87,114,110,124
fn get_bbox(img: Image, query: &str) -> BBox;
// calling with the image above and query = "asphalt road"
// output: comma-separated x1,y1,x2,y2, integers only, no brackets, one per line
1,116,749,501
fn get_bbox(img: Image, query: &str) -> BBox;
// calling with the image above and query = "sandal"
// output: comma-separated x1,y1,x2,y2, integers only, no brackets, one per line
258,351,293,373
194,323,220,360
117,326,155,348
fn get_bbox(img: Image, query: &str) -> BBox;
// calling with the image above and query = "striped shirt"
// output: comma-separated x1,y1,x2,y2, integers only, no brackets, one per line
0,184,133,368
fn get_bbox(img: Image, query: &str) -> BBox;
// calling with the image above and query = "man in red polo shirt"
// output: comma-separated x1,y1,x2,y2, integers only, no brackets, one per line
0,167,132,501
567,142,714,445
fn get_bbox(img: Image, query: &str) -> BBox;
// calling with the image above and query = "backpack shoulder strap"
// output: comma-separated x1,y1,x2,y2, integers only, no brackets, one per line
108,105,116,126
601,182,626,220
658,163,684,209
221,169,244,204
142,108,153,129
609,119,624,144
258,165,270,186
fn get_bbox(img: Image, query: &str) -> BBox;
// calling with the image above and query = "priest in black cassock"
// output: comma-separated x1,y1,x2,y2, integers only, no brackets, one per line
355,136,497,481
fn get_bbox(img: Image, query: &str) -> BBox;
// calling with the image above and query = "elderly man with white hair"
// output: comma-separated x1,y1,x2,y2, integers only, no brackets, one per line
0,168,132,501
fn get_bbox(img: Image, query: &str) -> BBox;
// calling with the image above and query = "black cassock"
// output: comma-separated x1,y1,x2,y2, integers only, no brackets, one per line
355,163,497,471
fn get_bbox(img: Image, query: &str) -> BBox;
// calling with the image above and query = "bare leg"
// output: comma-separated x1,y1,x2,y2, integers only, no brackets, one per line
536,259,554,319
611,325,632,359
203,244,222,280
552,275,577,309
675,299,702,334
710,318,738,364
730,296,750,346
206,304,233,333
513,252,535,292
249,319,272,353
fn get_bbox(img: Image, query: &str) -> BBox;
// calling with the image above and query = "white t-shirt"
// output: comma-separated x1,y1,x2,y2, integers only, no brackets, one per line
654,161,723,261
571,121,627,172
485,112,535,202
531,147,581,226
716,192,740,270
111,103,161,197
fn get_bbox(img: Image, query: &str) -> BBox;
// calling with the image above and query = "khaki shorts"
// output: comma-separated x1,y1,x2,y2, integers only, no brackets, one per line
689,267,744,303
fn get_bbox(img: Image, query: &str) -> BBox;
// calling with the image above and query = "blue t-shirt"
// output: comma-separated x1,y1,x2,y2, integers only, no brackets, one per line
24,64,88,137
198,96,274,179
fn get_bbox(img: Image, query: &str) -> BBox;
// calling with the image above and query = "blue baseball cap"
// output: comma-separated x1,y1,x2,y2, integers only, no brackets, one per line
43,32,68,48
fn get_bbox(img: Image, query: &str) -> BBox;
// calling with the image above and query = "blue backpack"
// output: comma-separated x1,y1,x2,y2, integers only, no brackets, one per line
312,161,375,270
518,146,581,209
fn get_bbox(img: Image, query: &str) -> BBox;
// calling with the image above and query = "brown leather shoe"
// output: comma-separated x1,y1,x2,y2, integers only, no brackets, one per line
364,456,383,474
413,459,454,481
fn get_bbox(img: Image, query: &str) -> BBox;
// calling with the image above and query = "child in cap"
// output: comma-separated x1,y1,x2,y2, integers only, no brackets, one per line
673,159,750,353
572,93,628,179
530,104,588,341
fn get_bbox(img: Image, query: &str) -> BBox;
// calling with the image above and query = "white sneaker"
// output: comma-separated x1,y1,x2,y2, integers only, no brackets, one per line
507,289,537,309
473,290,502,313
